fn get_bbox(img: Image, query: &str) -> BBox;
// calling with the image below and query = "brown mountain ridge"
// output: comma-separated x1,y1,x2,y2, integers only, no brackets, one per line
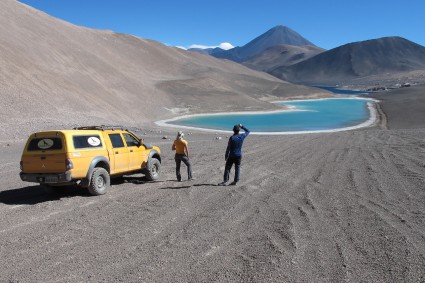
243,44,325,72
270,37,425,85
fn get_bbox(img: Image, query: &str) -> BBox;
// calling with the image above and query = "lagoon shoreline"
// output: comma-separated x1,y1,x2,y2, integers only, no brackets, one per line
156,97,379,135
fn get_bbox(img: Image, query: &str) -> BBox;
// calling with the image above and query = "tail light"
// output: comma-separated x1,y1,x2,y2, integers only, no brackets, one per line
65,158,73,170
20,160,23,171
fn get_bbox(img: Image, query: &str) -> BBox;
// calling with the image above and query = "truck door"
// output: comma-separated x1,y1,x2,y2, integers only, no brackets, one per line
108,133,129,174
123,133,147,171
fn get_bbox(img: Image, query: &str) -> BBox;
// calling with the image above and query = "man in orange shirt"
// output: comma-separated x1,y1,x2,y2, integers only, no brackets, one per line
172,131,192,181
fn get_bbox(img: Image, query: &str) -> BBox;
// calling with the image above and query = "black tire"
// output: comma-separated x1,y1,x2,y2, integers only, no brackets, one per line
88,168,110,196
145,158,161,181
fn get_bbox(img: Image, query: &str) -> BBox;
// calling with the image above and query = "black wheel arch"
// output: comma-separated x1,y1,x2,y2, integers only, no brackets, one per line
81,156,110,187
148,149,161,163
141,149,161,174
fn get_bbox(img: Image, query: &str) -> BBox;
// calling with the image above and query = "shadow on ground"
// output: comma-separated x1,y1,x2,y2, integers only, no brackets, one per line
0,176,166,205
160,185,192,190
113,176,165,185
0,185,90,205
159,182,219,190
0,178,220,205
193,183,219,187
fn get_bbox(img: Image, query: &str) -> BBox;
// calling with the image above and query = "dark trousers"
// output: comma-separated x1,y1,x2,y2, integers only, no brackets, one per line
175,154,192,181
223,156,242,183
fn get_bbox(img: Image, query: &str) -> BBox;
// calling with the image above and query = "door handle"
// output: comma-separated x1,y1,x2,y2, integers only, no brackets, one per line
130,150,133,152
115,151,119,154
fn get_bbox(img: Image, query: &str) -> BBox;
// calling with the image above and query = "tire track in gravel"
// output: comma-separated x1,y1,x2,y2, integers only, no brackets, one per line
2,129,425,282
285,134,353,281
323,130,425,281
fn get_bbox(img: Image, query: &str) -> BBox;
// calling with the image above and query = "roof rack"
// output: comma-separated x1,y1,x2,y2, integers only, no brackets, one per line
73,125,127,131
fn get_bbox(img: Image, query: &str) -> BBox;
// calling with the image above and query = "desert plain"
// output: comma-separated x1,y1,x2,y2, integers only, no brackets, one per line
1,85,425,282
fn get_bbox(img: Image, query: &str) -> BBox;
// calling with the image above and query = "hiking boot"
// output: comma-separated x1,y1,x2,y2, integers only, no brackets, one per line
229,181,238,186
218,181,227,186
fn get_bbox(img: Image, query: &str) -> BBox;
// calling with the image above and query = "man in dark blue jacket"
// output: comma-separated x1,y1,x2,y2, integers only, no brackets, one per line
219,124,250,186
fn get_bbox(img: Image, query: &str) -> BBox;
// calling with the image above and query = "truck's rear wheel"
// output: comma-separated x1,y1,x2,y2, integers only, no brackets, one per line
145,158,160,181
88,168,110,195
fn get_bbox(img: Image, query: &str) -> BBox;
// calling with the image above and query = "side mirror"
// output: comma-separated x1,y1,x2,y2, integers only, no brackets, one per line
138,139,144,147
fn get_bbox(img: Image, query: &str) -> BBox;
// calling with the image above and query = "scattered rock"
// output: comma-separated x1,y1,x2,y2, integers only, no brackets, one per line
162,136,167,140
367,86,387,92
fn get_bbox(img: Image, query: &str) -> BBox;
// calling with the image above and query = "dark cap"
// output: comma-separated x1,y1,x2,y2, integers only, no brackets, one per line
233,124,240,132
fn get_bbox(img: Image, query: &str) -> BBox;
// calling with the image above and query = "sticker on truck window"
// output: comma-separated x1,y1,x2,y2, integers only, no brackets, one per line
87,137,101,146
37,139,54,149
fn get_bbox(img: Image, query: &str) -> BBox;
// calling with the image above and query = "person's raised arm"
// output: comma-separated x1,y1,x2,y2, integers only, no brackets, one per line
240,124,250,137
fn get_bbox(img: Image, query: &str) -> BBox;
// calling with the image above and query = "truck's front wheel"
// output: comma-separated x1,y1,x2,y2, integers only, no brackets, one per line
88,168,110,195
145,158,160,181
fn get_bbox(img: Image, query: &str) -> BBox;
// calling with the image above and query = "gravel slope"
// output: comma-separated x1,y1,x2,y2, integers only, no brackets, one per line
1,124,425,282
370,84,425,130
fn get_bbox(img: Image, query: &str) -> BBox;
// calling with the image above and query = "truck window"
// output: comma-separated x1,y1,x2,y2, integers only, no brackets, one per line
73,135,103,149
123,133,139,147
109,133,125,148
27,137,63,151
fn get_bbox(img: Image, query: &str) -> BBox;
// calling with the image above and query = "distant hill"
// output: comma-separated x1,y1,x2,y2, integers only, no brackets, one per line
0,0,327,138
243,44,325,72
211,25,316,63
187,47,224,55
271,37,425,84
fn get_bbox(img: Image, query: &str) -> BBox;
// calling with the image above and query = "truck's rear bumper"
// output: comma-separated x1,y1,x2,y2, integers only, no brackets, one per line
20,172,72,184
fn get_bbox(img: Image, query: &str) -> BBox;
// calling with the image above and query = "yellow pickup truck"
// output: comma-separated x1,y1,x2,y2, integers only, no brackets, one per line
19,126,161,195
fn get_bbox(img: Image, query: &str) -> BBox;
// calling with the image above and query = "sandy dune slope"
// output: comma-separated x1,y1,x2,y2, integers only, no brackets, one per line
0,0,327,142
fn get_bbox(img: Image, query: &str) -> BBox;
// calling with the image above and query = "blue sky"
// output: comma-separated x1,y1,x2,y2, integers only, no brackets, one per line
18,0,425,50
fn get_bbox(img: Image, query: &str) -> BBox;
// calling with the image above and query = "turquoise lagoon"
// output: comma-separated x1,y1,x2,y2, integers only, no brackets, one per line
158,98,377,134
